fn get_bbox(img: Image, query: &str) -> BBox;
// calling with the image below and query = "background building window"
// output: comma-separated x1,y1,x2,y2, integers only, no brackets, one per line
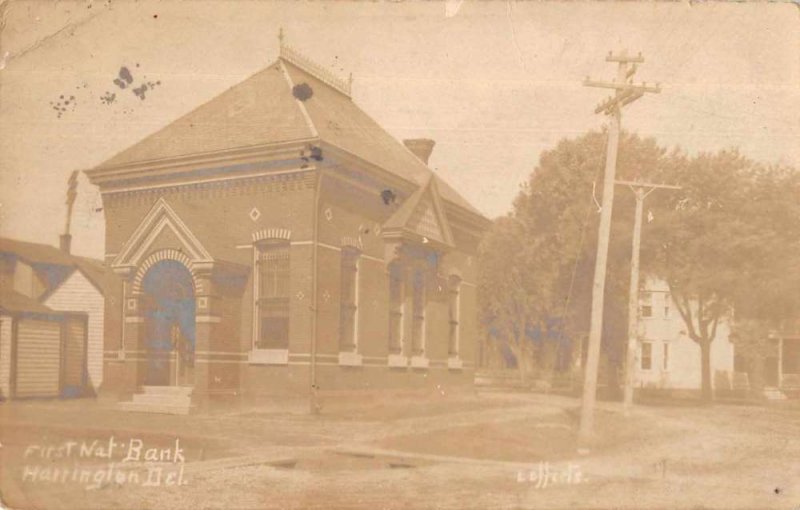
448,275,461,357
388,265,405,354
339,247,359,352
640,341,653,370
663,342,670,371
255,241,290,349
664,293,671,318
640,292,653,318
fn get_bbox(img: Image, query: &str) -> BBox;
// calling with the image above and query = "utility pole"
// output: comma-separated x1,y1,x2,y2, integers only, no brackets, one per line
617,179,680,415
579,51,660,448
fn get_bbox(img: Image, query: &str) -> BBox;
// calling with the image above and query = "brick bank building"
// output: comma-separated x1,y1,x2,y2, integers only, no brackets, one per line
86,42,489,410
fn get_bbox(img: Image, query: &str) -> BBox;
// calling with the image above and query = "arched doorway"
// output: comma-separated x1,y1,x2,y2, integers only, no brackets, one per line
141,259,196,386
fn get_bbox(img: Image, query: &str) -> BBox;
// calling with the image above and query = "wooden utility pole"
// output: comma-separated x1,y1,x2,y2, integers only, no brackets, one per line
617,180,680,415
579,51,660,447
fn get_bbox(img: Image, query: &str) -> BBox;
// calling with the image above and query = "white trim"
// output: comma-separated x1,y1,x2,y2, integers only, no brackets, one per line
113,197,212,269
388,354,408,368
248,349,289,365
338,351,364,366
100,167,314,196
278,59,319,138
410,356,430,369
447,357,464,370
196,315,221,323
124,316,145,323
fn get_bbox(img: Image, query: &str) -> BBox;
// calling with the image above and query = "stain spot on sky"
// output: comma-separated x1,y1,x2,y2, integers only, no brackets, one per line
113,66,134,89
292,83,313,101
381,189,397,205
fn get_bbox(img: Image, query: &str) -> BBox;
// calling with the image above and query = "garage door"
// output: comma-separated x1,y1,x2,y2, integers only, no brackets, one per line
62,315,87,397
15,318,62,398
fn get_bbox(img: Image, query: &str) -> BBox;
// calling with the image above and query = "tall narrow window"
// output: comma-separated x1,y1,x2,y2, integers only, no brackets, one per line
662,342,670,371
255,241,290,350
388,264,405,354
339,247,359,352
640,292,653,318
448,275,461,357
640,341,653,371
411,269,426,355
664,293,671,319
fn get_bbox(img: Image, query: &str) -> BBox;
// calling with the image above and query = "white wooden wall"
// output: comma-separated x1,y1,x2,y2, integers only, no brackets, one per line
45,270,105,390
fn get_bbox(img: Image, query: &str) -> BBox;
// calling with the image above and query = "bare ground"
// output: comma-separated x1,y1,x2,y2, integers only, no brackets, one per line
0,393,798,509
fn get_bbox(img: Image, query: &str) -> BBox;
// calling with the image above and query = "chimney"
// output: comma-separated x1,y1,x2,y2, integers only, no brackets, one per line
403,139,436,165
59,234,72,254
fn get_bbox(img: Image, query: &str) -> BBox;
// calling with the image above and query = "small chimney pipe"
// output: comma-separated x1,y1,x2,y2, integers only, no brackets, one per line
403,139,436,165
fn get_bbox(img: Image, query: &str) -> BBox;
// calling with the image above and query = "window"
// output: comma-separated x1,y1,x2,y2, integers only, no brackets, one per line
255,241,290,349
448,275,461,357
640,292,653,318
662,342,670,371
339,247,359,352
388,264,405,354
411,269,426,355
640,341,653,371
664,293,671,319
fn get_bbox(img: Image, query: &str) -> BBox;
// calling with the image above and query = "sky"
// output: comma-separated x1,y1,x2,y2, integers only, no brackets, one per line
0,0,798,259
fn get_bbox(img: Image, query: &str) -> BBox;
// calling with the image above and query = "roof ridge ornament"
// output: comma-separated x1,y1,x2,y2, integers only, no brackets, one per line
278,28,352,98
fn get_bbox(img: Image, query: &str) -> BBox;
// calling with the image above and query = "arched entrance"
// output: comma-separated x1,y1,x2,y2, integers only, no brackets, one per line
141,259,196,386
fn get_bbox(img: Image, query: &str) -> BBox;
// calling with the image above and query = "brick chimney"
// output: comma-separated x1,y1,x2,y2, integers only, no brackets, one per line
59,234,72,254
403,139,436,164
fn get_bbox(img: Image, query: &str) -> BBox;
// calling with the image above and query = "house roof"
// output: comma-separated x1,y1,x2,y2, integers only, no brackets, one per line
0,237,117,297
0,287,56,315
94,47,484,219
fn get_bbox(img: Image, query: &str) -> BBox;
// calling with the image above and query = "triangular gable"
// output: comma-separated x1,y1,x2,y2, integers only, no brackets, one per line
113,198,213,269
382,176,454,248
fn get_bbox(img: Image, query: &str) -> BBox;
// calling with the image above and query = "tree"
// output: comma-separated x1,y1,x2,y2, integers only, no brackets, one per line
479,130,665,388
642,150,800,401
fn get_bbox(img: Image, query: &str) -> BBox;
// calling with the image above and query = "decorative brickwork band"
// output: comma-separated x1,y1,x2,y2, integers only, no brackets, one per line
252,228,292,243
131,249,200,294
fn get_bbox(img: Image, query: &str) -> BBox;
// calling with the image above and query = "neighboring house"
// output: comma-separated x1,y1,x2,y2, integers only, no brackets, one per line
0,237,117,399
84,39,490,411
758,322,800,396
634,278,735,395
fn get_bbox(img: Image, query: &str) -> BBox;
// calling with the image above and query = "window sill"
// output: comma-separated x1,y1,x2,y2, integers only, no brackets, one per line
410,356,429,369
249,349,289,365
338,351,363,367
447,357,464,370
388,354,408,368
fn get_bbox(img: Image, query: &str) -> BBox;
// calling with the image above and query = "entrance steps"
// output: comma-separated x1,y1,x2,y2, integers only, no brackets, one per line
118,385,195,415
763,387,787,401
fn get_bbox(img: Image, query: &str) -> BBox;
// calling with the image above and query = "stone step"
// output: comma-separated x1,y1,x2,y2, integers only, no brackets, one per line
132,393,192,407
763,387,787,400
140,385,194,396
118,401,195,415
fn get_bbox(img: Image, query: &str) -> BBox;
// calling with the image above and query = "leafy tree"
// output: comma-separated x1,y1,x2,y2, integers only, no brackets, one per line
479,130,665,388
642,151,800,401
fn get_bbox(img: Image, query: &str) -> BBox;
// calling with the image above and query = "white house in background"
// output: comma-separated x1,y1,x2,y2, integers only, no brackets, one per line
634,278,735,394
0,237,117,399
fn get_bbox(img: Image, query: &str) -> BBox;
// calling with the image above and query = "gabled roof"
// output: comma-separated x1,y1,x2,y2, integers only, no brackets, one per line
383,175,455,248
0,237,116,297
0,287,56,315
112,197,214,268
93,46,484,219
